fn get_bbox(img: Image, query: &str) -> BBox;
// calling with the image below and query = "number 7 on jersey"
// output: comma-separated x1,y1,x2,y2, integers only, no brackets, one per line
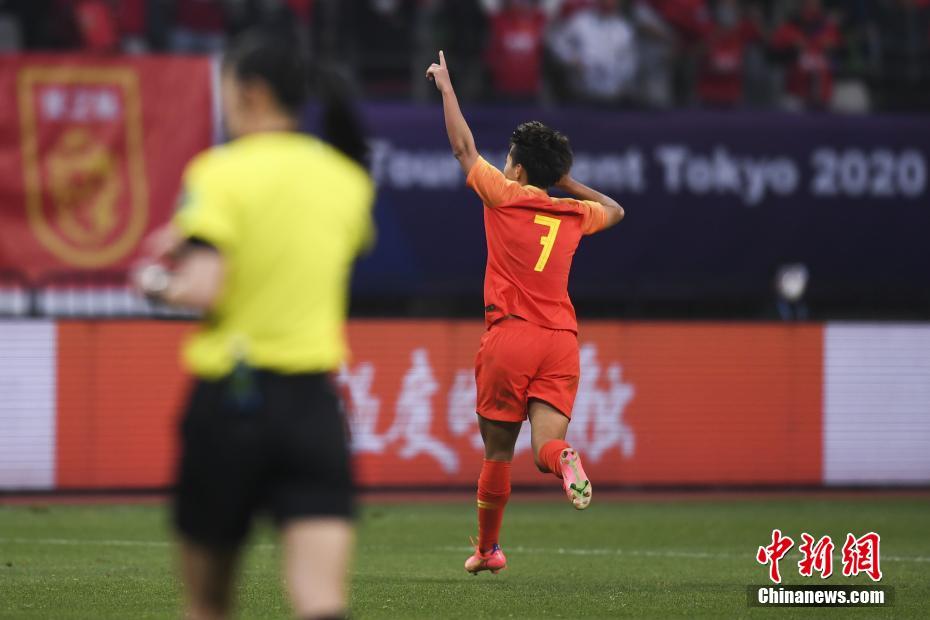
533,214,561,272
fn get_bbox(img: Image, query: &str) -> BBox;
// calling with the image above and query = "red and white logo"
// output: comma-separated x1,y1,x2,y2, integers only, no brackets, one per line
757,529,882,583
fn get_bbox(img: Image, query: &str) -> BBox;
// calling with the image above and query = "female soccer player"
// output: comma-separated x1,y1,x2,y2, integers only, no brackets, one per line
134,31,373,619
426,51,625,575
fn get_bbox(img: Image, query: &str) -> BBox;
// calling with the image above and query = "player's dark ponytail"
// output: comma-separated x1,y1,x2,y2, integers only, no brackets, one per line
223,28,368,167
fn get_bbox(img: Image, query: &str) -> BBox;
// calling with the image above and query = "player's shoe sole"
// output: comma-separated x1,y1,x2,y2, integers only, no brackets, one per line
559,448,592,510
464,541,507,575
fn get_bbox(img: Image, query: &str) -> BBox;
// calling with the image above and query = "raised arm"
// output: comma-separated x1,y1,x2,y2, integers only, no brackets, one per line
426,51,479,174
556,175,625,230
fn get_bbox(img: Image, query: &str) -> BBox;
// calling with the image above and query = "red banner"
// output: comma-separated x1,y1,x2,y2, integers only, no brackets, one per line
342,321,823,486
54,320,824,489
0,55,213,279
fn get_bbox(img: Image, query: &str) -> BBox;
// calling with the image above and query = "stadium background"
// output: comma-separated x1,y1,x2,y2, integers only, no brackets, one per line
1,0,928,494
1,2,929,618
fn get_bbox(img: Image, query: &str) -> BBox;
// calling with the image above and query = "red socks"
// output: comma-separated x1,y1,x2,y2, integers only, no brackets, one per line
476,459,511,552
475,444,572,551
538,439,571,478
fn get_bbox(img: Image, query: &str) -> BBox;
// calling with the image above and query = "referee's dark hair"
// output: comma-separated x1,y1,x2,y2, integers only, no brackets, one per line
223,29,369,166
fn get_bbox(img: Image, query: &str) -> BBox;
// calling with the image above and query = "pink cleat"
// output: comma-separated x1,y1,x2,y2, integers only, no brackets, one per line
464,540,507,575
559,448,592,510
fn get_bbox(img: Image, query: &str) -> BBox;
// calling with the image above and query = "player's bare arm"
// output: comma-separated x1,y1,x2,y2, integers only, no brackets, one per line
425,51,479,173
556,174,625,229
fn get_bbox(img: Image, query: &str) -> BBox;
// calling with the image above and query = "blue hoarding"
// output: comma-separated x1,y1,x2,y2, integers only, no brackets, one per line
311,105,930,309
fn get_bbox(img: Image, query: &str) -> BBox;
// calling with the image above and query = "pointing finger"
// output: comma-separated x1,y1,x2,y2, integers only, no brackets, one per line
439,50,446,68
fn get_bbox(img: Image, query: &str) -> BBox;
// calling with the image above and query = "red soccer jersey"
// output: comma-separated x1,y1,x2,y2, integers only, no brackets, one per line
466,157,610,333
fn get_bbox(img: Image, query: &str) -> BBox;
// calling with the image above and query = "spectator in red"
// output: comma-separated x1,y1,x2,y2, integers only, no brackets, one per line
117,0,146,53
695,0,762,106
484,0,549,100
770,0,841,109
287,0,315,26
74,0,118,53
557,0,597,19
644,0,711,105
170,0,226,53
647,0,711,44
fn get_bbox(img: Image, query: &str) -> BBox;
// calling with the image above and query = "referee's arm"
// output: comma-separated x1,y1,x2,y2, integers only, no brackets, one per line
133,227,225,311
134,152,234,310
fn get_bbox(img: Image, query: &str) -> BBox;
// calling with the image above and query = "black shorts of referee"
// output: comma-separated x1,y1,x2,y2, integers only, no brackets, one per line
174,369,354,547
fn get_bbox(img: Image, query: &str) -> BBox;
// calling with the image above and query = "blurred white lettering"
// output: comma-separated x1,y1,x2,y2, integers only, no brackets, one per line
811,148,927,198
336,362,387,454
38,87,122,122
566,344,636,461
387,348,459,473
655,145,800,206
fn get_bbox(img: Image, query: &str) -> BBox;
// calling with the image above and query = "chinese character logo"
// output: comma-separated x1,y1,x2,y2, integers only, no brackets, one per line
757,530,883,583
757,529,795,584
842,532,882,582
340,342,636,475
18,67,148,267
566,345,636,461
386,348,459,473
798,533,834,579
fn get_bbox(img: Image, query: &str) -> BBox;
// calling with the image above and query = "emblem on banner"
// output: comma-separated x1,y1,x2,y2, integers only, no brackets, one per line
17,67,148,267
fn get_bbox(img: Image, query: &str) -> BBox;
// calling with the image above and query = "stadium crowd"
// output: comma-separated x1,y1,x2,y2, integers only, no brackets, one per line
0,0,928,111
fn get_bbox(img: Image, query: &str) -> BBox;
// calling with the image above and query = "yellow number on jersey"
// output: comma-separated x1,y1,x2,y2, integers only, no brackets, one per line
533,214,561,272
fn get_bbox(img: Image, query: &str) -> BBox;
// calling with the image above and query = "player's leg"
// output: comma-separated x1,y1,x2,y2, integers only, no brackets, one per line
479,414,521,461
466,415,520,574
469,322,531,573
477,415,520,547
526,329,591,510
174,379,262,619
282,518,353,619
528,399,592,509
180,541,239,620
528,397,569,471
271,373,355,616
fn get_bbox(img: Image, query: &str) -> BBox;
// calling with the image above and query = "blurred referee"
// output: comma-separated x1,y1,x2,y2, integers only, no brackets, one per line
133,30,373,620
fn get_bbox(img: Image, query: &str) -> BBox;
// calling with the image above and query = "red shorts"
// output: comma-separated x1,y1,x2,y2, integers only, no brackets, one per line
475,318,580,423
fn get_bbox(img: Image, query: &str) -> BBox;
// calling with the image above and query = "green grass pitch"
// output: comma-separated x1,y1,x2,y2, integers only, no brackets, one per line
1,495,928,618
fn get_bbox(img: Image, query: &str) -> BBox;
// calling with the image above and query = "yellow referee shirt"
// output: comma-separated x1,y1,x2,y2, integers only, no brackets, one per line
173,131,374,378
